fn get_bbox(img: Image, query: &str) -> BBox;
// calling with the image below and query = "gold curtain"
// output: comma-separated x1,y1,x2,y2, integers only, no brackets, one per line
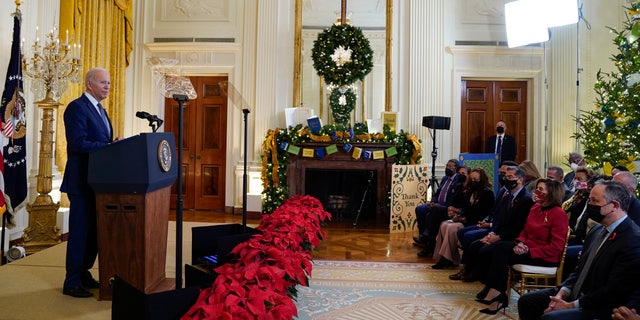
55,0,133,173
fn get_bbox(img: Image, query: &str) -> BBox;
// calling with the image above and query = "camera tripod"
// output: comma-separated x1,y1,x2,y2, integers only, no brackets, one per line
427,129,440,200
353,171,376,227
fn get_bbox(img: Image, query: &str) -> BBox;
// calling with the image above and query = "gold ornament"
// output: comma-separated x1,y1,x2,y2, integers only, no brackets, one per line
607,133,614,142
616,117,629,126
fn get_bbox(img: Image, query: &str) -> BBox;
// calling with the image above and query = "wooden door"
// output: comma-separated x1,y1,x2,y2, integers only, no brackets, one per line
165,76,228,210
460,80,527,164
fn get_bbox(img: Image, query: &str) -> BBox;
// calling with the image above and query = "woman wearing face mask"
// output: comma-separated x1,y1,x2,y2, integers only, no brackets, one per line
431,167,495,270
562,166,597,246
474,179,569,315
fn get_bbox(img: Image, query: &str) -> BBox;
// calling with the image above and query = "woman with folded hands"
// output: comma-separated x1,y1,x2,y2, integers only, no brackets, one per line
474,178,569,314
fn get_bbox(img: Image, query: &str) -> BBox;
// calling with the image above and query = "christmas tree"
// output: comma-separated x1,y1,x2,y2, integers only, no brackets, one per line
576,2,640,171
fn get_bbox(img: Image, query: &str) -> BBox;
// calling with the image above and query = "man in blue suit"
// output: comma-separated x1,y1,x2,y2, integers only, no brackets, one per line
61,67,115,298
517,180,640,319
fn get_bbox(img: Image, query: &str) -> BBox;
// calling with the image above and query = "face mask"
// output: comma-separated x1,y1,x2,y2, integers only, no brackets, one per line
534,190,547,203
469,181,481,189
574,181,588,190
498,174,505,186
457,175,467,183
496,126,505,134
445,169,454,177
503,179,518,191
570,163,579,171
586,203,606,223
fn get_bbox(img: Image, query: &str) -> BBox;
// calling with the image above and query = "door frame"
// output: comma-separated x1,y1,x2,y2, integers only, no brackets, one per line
449,46,546,170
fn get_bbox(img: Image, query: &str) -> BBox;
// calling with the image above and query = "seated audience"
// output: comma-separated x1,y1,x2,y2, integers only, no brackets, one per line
450,166,533,282
612,165,630,176
520,160,542,193
612,171,640,225
474,179,568,314
414,159,461,256
563,152,586,191
517,180,640,320
546,165,572,201
431,167,495,269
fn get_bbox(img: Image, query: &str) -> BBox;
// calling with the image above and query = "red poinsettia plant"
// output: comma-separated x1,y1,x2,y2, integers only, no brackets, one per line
182,195,331,320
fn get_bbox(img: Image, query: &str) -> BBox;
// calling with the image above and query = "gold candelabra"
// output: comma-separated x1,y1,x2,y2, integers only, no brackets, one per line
22,27,82,103
21,27,82,254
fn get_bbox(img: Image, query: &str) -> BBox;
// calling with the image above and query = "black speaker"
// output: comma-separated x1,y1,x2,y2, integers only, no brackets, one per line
422,116,451,130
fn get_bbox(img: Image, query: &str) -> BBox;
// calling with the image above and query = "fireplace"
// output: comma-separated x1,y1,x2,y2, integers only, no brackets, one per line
305,169,377,222
286,142,396,225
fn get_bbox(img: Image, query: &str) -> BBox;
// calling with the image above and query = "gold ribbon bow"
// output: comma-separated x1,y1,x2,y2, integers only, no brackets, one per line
407,134,422,164
262,129,280,188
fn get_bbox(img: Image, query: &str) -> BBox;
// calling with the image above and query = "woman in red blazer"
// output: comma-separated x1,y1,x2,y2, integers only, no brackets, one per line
474,178,569,314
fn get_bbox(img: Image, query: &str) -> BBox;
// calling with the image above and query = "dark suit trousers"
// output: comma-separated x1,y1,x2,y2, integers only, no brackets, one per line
64,194,99,288
517,287,605,320
457,225,489,253
477,241,556,293
422,205,449,241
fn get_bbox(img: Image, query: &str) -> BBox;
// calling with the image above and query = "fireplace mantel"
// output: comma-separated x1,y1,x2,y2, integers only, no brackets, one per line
286,142,396,221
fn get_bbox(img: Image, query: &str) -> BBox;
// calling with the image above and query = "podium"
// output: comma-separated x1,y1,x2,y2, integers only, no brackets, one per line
88,133,178,300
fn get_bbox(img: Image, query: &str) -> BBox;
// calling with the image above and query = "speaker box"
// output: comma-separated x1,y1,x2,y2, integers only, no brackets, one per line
422,116,451,130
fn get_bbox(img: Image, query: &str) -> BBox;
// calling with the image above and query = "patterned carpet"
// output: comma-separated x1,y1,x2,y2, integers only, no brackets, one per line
295,260,519,320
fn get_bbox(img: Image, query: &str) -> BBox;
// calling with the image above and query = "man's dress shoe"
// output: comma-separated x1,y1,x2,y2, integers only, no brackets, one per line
81,277,100,289
63,285,93,298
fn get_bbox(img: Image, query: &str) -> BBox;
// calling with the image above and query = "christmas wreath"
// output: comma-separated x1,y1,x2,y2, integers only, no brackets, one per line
311,24,374,86
328,84,357,128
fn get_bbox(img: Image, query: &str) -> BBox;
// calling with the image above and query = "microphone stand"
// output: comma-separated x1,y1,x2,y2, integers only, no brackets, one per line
172,94,188,289
427,129,440,200
242,108,249,232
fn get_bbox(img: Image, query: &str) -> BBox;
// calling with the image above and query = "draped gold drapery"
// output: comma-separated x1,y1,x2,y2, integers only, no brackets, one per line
55,0,133,177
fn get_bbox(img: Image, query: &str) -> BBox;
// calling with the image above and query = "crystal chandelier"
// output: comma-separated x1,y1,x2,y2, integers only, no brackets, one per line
22,27,82,102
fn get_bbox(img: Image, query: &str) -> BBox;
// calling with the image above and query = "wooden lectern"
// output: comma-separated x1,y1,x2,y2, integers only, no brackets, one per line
88,133,177,301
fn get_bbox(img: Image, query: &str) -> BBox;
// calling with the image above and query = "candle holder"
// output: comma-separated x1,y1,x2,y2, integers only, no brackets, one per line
22,27,82,103
21,27,82,254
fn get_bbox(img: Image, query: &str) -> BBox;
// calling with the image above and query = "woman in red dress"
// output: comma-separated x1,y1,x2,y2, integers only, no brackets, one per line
474,178,569,314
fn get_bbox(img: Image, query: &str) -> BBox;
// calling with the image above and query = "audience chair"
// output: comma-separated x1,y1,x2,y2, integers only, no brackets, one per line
506,228,571,303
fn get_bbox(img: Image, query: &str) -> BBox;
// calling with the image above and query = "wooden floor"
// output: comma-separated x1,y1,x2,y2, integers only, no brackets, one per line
170,210,431,264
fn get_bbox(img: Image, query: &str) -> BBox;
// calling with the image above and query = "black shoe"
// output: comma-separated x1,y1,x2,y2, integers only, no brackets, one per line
417,249,433,258
413,236,427,245
478,293,508,315
63,285,93,298
81,276,100,289
432,258,456,269
475,286,490,300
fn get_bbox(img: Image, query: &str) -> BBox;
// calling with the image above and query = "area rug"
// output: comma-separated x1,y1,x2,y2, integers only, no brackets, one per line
295,260,518,320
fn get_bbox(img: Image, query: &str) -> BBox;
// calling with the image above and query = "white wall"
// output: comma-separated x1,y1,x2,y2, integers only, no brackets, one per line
0,0,629,217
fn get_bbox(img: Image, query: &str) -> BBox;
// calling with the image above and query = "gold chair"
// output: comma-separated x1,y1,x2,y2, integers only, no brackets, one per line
507,228,571,302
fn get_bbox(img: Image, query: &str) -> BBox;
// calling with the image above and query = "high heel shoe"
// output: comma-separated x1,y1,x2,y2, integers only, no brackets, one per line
478,293,507,315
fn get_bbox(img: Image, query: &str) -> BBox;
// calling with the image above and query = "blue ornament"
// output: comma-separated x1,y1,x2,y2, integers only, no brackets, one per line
602,118,615,132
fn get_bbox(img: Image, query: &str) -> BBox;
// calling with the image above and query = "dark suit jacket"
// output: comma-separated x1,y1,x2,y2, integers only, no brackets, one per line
431,174,460,206
627,197,640,226
491,187,534,242
485,134,516,163
561,218,640,314
60,94,113,195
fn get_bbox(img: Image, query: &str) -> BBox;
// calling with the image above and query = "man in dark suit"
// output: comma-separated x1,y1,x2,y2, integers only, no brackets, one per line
60,67,115,298
485,120,516,164
613,171,640,226
414,159,461,257
517,180,640,320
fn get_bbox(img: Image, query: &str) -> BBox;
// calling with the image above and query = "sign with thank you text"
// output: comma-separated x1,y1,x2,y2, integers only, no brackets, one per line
390,164,429,233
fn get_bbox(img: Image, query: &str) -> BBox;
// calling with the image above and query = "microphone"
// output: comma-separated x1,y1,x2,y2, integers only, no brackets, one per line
136,111,164,131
